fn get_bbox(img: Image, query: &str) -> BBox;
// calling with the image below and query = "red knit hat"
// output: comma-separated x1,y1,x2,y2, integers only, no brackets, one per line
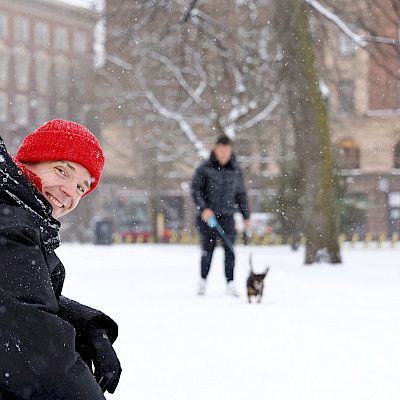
15,119,105,196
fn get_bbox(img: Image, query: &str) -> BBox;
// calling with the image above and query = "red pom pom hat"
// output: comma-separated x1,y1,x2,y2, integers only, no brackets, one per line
15,119,105,196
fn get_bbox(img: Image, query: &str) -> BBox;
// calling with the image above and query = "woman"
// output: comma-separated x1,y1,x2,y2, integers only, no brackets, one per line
0,120,121,399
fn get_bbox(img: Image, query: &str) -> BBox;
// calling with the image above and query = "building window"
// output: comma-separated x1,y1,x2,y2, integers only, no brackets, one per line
338,80,355,113
0,45,10,84
15,94,29,125
14,48,30,90
0,13,8,38
73,31,87,54
15,16,29,43
339,192,367,237
35,52,50,95
35,22,49,47
336,138,360,169
55,27,68,51
339,34,356,57
55,100,68,118
393,141,400,168
0,92,8,121
35,97,49,124
54,57,69,95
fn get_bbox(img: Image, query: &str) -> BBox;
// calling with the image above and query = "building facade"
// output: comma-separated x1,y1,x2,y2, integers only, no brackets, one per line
322,2,400,237
0,0,98,153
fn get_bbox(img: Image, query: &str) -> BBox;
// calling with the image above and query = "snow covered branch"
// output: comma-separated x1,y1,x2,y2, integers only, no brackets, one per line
362,35,398,45
145,90,209,159
304,0,399,47
237,94,281,131
105,54,133,70
304,0,368,48
222,95,280,138
145,50,206,107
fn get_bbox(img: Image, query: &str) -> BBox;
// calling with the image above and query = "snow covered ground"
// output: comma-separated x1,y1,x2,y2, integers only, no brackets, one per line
56,243,400,400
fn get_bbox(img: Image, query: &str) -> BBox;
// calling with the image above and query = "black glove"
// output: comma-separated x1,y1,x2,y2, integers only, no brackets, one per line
87,328,122,393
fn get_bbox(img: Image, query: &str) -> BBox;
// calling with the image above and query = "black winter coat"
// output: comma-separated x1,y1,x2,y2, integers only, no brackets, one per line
191,152,250,219
0,137,117,400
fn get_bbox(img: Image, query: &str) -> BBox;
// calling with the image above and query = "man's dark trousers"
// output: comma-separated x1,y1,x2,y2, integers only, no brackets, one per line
197,215,236,282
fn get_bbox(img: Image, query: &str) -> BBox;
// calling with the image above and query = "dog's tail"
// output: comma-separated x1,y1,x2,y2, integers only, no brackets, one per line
249,253,254,273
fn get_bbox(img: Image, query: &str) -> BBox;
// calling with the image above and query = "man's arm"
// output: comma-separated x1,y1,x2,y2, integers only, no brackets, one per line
191,165,208,213
235,169,250,220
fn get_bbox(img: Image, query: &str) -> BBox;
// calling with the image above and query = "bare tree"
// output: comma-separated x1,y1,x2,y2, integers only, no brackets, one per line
103,0,281,163
273,0,341,264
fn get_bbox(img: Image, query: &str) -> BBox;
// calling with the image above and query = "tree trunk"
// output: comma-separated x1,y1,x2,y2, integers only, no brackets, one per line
274,0,341,264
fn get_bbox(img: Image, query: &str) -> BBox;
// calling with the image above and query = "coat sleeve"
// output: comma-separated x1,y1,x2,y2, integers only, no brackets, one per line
48,255,119,345
0,226,95,397
191,165,208,212
57,296,119,345
235,168,250,219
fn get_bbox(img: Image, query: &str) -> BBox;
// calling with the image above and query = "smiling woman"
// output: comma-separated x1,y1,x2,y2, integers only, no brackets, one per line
0,120,122,399
23,160,92,218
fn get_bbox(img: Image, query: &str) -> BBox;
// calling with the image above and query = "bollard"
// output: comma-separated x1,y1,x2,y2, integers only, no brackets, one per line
391,232,399,248
136,234,144,244
170,232,178,244
351,233,359,248
364,233,372,248
262,234,270,246
192,234,200,245
251,234,259,245
113,233,122,244
377,233,386,248
181,232,190,244
125,234,133,244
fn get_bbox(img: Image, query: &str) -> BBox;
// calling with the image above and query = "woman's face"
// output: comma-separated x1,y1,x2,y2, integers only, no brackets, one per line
25,160,92,219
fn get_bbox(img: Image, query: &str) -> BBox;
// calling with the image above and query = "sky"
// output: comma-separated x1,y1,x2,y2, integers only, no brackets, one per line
61,0,104,10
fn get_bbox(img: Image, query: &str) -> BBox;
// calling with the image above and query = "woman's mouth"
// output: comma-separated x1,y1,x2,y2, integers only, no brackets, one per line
46,192,65,209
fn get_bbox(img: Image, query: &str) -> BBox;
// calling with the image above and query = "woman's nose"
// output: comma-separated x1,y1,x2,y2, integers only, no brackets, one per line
60,184,76,198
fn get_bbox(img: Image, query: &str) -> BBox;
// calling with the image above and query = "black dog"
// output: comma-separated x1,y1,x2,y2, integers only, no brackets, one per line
246,254,269,304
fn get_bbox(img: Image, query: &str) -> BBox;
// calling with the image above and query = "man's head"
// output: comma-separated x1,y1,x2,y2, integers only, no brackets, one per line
214,135,233,166
15,119,105,218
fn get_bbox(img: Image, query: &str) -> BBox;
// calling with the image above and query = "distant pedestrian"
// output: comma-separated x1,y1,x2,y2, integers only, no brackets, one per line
0,120,121,399
191,135,250,296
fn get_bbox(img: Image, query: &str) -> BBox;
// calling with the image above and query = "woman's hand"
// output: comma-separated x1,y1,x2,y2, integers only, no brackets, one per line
88,328,122,393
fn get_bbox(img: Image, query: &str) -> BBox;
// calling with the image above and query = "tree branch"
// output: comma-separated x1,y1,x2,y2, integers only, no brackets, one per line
145,89,209,159
304,0,368,47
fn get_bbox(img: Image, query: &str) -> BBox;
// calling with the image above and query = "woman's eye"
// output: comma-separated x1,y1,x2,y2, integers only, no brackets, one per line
55,167,66,176
77,185,85,195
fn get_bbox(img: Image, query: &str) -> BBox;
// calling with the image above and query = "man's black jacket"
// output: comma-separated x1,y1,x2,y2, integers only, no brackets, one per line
191,152,250,219
0,137,117,399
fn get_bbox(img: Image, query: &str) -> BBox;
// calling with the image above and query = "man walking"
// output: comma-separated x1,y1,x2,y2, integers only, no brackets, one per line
191,135,250,296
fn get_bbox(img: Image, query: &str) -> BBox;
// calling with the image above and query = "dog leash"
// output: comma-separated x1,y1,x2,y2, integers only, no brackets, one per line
207,216,265,274
207,215,235,253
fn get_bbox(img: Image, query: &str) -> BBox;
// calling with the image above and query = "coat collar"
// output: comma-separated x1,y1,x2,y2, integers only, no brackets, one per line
0,137,60,253
208,151,236,169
